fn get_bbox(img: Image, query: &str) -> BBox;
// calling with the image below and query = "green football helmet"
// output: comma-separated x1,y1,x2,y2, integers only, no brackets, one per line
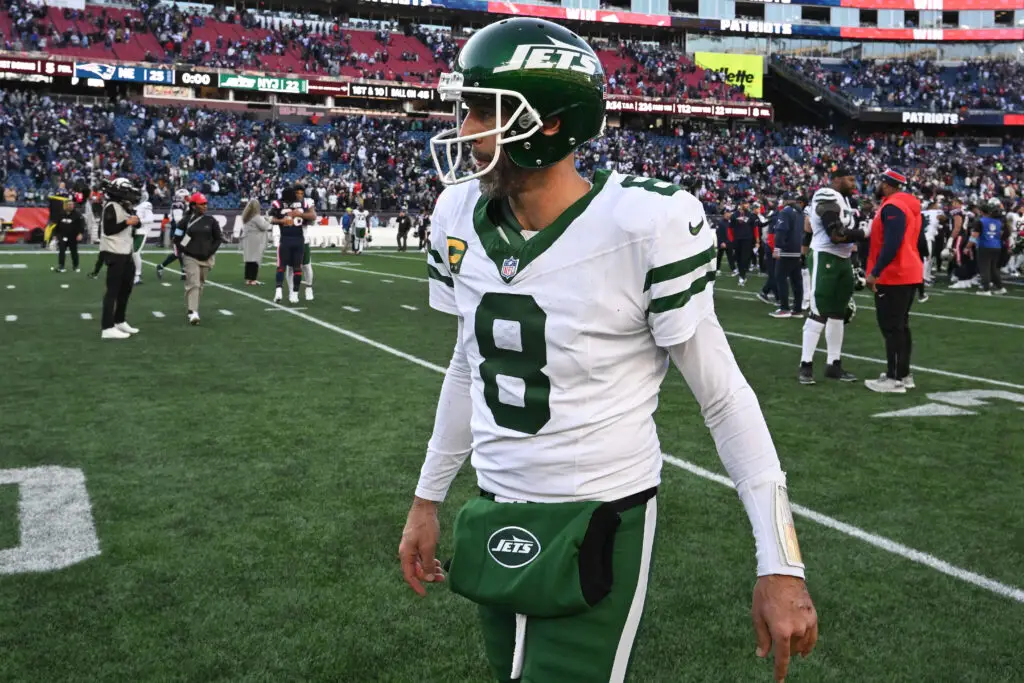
429,18,606,186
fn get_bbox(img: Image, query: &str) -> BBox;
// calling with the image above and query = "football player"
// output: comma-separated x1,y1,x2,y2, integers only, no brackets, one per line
397,18,817,683
798,167,861,385
157,188,191,281
131,189,154,285
284,184,317,301
351,207,370,254
270,187,308,304
920,201,943,286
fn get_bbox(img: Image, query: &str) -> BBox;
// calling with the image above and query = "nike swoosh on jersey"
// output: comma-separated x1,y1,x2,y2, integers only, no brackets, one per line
688,219,704,236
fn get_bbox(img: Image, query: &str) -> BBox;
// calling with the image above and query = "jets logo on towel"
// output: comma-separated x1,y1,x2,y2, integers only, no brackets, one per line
488,526,541,568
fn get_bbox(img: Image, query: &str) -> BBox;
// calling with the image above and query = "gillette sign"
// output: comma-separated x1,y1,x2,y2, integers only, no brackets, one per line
74,63,175,83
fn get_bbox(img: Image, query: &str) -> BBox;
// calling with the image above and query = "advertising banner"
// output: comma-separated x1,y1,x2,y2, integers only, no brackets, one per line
74,63,175,83
217,74,309,94
693,52,765,98
144,84,194,99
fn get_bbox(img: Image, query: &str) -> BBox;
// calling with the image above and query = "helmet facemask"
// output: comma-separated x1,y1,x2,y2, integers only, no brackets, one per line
429,72,544,187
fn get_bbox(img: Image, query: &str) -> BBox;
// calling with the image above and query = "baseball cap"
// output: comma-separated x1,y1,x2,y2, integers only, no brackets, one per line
190,192,207,205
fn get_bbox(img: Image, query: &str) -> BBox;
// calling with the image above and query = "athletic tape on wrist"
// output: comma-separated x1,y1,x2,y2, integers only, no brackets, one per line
772,483,804,570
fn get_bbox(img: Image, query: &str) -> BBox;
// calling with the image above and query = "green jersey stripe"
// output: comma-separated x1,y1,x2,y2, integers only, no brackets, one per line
647,270,715,315
643,246,716,292
428,248,445,266
427,263,454,288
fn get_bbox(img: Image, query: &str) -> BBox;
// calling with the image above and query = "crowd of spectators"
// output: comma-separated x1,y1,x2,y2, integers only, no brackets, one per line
2,92,1020,215
777,56,1024,112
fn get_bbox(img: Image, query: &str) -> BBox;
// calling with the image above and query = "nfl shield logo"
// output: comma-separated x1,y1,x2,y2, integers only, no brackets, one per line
500,256,519,282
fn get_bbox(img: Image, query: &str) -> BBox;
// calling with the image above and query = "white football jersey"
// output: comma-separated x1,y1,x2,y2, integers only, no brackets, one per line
353,209,369,229
809,187,855,258
427,170,716,502
922,209,943,241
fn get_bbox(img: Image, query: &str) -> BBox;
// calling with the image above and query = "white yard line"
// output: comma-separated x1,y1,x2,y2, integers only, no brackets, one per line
318,264,1024,391
140,258,1024,604
718,287,1024,330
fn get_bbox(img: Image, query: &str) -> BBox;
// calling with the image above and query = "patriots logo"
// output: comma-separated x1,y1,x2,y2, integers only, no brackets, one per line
500,256,519,283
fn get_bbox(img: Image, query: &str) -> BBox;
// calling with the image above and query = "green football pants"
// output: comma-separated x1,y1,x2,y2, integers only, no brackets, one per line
808,249,854,318
477,497,657,683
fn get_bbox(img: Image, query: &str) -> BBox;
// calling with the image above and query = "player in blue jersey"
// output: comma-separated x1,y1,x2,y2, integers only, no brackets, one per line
271,186,314,304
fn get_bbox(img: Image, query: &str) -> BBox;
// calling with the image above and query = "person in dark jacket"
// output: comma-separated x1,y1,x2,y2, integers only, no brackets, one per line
768,194,806,318
730,202,757,285
178,193,223,325
51,199,85,273
714,214,734,274
967,200,1009,295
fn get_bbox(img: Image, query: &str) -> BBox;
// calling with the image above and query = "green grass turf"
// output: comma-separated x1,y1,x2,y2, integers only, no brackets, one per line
0,248,1021,682
0,483,19,551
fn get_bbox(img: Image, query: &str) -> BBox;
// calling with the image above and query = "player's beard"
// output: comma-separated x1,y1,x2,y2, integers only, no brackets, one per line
474,148,531,200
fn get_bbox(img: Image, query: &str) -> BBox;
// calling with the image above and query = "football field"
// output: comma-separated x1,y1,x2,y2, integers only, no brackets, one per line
1,248,1022,682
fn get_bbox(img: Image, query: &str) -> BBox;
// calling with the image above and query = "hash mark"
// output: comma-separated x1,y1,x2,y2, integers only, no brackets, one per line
80,312,92,320
342,306,360,313
152,311,165,318
401,305,418,311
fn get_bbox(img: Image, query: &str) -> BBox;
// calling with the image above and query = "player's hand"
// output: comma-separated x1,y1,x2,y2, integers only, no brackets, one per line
773,248,781,259
399,497,445,597
126,216,140,226
865,273,878,291
752,575,818,682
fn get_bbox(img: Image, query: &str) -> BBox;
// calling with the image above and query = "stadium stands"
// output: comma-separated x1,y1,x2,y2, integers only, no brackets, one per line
1,91,1020,213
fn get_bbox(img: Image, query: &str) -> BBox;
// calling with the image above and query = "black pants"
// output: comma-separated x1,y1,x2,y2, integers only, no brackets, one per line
716,245,735,273
977,247,1003,291
775,256,803,312
874,284,916,380
734,238,753,279
397,230,408,252
244,261,259,281
761,254,778,297
102,253,135,330
417,231,426,251
57,236,79,270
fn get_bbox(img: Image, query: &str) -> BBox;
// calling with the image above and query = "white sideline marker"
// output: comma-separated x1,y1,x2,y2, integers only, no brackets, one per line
4,314,16,322
341,280,352,284
80,313,92,320
152,311,165,318
266,307,307,311
162,282,171,287
60,284,69,289
401,305,418,311
218,309,233,316
342,306,360,313
6,285,14,289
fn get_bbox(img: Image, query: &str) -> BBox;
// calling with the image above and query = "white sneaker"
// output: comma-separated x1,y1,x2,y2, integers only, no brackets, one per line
304,287,314,301
977,290,992,296
918,294,929,303
101,327,131,339
902,374,916,390
188,312,200,326
273,287,283,303
738,278,747,286
115,322,139,334
289,291,300,304
949,281,972,289
993,287,1008,295
865,374,907,394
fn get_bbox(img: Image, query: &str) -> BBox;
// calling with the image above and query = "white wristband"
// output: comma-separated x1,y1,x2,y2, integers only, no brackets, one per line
737,473,805,578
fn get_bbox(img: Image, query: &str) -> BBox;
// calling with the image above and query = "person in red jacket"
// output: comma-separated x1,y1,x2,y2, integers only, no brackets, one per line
864,169,923,394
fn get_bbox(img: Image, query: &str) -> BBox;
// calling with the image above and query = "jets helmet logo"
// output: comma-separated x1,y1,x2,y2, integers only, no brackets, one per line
493,37,600,76
487,526,541,568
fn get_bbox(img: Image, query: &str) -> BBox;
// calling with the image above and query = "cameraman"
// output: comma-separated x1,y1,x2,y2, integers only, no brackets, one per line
99,179,142,340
